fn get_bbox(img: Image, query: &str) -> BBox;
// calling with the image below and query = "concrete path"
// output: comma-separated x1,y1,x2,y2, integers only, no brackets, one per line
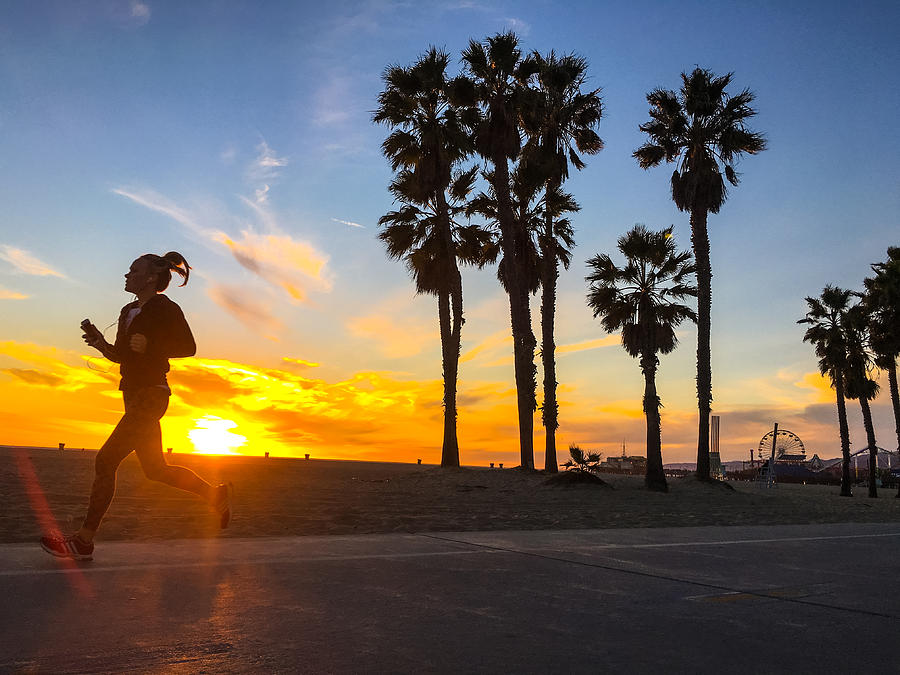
2,522,898,673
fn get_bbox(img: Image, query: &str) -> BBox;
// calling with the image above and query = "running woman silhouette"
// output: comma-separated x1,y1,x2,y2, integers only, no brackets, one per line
41,252,232,561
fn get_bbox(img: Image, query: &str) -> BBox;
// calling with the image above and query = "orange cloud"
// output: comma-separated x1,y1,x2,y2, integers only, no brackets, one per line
556,335,620,355
460,330,511,364
347,315,438,359
216,230,331,303
113,186,333,305
794,371,835,404
207,283,282,334
3,368,65,387
0,287,28,300
0,245,65,277
282,357,320,368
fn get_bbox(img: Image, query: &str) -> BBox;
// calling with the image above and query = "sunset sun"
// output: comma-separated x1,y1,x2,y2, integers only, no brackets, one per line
187,416,247,455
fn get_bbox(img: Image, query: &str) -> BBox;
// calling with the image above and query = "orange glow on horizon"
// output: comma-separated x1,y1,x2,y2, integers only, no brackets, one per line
4,339,889,465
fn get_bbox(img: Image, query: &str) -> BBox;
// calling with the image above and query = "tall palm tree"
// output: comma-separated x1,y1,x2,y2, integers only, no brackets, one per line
521,51,603,473
634,68,766,481
462,32,541,469
862,247,900,494
374,48,488,467
466,165,543,298
586,225,697,491
799,286,854,496
844,303,881,498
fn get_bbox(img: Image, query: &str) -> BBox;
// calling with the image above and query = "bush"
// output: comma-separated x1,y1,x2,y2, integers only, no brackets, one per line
562,444,603,475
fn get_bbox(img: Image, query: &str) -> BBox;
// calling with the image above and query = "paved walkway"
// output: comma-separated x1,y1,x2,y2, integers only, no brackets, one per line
2,522,898,673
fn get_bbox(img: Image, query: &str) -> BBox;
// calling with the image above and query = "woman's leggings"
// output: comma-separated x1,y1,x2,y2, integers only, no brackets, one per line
82,387,213,532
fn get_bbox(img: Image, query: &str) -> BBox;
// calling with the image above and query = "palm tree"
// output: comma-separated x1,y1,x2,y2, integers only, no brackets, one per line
843,303,881,498
634,68,766,481
799,286,854,496
586,225,697,491
461,32,541,469
374,48,490,467
862,247,900,496
521,51,603,473
466,165,543,299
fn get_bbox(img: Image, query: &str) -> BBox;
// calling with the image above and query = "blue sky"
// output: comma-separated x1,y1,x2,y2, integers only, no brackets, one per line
1,0,898,464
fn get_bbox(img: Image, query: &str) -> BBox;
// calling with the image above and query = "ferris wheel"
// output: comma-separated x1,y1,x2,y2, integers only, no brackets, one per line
757,429,806,461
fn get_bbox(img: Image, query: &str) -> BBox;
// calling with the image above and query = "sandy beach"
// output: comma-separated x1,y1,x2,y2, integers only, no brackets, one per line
3,445,899,544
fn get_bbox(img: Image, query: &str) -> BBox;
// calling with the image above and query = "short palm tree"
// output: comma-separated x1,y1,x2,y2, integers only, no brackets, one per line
798,286,854,496
462,32,541,469
843,303,881,498
586,225,697,492
521,50,603,473
862,247,900,492
634,68,766,480
374,47,489,467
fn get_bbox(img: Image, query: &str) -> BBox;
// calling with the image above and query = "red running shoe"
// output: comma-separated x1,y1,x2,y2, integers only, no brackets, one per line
40,533,94,561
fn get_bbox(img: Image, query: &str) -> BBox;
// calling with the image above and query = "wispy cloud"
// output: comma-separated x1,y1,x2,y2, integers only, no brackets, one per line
114,184,333,310
344,292,438,359
313,75,355,127
331,217,364,229
207,283,283,335
130,1,150,24
220,145,237,165
0,286,28,300
282,357,320,369
0,246,65,278
460,330,511,364
445,1,483,9
247,140,287,182
111,188,204,235
3,368,65,387
327,0,402,36
556,335,620,356
347,314,438,359
215,230,332,302
504,17,531,36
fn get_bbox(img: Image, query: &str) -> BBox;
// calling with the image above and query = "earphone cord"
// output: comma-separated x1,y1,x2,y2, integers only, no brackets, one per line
85,319,119,373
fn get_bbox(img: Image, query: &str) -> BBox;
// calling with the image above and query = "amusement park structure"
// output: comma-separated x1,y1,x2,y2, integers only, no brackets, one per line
746,423,898,486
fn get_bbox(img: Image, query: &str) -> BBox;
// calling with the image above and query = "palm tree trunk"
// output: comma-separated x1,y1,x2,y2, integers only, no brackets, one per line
437,285,459,467
642,351,667,492
690,208,713,481
834,372,852,497
436,193,461,468
493,153,536,469
541,208,559,473
448,267,464,465
858,396,879,498
511,267,537,470
888,362,900,497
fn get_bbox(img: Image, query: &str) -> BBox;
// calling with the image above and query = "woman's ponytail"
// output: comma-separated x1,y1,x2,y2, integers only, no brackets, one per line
140,251,191,291
162,251,190,287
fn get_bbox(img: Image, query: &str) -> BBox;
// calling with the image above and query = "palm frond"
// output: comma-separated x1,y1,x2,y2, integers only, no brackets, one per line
635,68,764,215
587,225,696,362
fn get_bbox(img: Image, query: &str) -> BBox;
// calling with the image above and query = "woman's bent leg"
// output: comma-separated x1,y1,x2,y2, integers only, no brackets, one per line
133,389,214,502
141,457,214,502
82,409,140,532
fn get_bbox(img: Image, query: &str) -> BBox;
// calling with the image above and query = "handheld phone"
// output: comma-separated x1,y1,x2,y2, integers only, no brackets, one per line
81,319,102,341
